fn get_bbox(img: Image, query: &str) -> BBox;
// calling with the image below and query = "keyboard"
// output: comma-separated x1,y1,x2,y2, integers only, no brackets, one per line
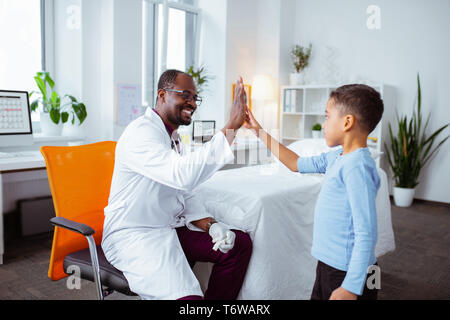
0,151,42,159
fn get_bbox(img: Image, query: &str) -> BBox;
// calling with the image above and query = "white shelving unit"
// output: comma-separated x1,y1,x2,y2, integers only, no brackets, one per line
280,84,385,167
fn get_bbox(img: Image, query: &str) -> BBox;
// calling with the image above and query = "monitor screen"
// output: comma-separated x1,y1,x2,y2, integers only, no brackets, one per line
0,90,32,135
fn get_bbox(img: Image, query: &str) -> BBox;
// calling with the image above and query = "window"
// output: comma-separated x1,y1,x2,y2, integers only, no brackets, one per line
142,0,200,106
0,0,51,122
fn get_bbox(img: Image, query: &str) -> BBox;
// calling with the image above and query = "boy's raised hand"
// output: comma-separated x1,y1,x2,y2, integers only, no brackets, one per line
244,106,262,133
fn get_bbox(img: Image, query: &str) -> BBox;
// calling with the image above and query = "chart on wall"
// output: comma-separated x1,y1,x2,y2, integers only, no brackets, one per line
115,83,144,127
0,92,32,134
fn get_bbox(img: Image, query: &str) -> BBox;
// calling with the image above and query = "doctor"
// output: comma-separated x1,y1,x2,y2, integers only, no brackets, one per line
101,69,252,300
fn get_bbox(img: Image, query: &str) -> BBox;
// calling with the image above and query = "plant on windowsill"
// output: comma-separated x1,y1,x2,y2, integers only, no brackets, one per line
312,123,322,139
384,73,449,207
30,72,87,136
186,65,211,96
290,43,312,85
182,65,212,142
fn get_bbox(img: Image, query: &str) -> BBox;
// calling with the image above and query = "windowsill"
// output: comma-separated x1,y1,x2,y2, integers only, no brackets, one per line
33,133,85,142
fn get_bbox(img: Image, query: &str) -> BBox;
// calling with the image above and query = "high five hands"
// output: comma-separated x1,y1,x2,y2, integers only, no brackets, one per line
229,76,248,130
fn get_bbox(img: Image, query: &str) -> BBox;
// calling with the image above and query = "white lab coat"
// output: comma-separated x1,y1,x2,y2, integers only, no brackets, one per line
101,107,234,300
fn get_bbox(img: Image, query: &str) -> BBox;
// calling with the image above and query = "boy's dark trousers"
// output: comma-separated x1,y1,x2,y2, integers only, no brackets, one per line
310,260,379,300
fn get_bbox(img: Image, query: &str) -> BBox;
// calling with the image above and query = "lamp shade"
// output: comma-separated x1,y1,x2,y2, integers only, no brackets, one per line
251,74,275,101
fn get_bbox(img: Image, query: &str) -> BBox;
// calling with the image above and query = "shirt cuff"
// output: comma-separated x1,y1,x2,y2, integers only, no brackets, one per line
297,157,316,173
215,130,235,165
341,273,367,296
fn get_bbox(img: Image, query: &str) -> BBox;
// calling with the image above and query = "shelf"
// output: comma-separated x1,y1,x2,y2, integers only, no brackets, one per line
303,112,325,116
281,84,383,89
282,136,301,140
282,112,325,116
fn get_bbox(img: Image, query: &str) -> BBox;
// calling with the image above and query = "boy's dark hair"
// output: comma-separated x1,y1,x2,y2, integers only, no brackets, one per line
330,84,384,133
157,69,186,90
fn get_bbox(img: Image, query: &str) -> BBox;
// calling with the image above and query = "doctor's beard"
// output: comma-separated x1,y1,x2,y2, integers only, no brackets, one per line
176,104,195,126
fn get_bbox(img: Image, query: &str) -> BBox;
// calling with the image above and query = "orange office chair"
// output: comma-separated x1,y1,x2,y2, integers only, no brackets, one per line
41,141,135,299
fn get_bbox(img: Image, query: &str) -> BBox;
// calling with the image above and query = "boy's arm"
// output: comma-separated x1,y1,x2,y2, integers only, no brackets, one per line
243,107,299,171
339,164,379,297
244,107,327,173
254,128,300,172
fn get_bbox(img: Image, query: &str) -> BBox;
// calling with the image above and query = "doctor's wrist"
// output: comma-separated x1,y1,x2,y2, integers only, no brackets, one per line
192,217,217,232
206,219,217,232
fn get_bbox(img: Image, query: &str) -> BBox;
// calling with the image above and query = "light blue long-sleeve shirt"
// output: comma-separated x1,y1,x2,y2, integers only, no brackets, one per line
297,147,380,295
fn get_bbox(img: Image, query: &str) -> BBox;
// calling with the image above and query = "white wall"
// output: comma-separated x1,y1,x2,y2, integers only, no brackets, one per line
225,0,281,133
196,0,228,129
292,0,450,203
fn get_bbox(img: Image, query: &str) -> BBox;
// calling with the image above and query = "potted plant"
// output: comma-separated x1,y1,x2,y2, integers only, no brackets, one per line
186,65,210,96
312,123,322,139
30,72,87,136
384,74,449,207
290,43,312,85
182,65,212,143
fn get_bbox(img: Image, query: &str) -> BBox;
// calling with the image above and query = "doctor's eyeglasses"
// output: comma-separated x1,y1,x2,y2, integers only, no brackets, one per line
164,89,202,106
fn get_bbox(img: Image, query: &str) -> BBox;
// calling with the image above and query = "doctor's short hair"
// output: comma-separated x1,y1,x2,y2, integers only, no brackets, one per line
329,84,384,134
157,69,188,90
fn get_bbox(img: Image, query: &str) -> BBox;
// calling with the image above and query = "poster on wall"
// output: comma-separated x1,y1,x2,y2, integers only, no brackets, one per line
115,83,143,127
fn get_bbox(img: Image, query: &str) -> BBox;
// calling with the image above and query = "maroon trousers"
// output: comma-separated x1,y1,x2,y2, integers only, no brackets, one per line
175,226,252,300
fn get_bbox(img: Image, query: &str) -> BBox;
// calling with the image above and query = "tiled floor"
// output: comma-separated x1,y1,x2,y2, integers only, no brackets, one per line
0,199,449,300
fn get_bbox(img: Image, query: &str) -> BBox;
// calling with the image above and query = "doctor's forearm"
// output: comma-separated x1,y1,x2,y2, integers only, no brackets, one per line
221,122,239,145
257,129,299,172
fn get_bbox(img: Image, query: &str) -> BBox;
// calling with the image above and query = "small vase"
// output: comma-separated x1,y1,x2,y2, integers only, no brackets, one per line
312,130,321,139
290,72,306,85
393,187,415,207
40,112,63,136
62,122,84,137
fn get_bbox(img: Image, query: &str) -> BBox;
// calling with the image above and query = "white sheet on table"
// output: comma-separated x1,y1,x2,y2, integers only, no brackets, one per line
192,163,395,299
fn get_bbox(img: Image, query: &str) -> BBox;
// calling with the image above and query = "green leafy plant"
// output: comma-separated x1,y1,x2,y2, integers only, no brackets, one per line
384,74,449,188
186,65,211,95
30,72,87,125
290,44,312,73
312,123,322,131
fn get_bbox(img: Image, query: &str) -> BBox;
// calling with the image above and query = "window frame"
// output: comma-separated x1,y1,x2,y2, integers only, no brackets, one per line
142,0,202,107
31,0,55,128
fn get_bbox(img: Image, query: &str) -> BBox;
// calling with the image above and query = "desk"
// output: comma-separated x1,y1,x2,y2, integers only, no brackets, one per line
0,153,46,264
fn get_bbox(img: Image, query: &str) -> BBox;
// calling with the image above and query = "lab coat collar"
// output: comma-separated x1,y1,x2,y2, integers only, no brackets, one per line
145,107,176,137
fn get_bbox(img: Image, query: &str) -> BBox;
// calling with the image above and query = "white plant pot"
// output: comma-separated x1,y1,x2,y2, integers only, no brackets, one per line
312,130,321,139
393,187,415,207
290,72,306,85
62,122,84,137
40,112,62,136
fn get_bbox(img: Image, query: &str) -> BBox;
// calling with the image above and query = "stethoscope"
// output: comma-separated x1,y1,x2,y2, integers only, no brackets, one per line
170,135,182,155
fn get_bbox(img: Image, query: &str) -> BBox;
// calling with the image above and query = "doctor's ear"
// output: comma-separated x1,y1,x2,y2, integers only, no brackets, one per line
157,89,166,103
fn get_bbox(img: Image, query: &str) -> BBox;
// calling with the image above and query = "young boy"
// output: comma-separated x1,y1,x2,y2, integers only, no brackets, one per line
244,84,384,300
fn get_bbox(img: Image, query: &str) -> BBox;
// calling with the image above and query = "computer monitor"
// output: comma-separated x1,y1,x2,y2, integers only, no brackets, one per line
0,90,33,147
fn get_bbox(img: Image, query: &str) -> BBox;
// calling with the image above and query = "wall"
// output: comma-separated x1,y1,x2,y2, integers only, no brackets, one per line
225,0,297,134
293,0,450,203
195,0,228,129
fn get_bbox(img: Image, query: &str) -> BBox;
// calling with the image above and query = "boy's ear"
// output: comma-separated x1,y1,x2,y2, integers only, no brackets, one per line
343,114,355,132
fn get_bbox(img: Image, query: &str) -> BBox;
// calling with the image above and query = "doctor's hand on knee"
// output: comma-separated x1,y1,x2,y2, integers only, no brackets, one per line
208,222,236,254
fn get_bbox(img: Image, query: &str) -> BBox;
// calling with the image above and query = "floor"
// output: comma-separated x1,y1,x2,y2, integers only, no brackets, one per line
0,198,449,300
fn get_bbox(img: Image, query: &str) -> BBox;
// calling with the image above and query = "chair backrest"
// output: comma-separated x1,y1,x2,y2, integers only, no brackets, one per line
41,141,117,280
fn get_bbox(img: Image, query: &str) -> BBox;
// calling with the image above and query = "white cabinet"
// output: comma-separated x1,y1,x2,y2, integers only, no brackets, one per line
280,84,385,167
